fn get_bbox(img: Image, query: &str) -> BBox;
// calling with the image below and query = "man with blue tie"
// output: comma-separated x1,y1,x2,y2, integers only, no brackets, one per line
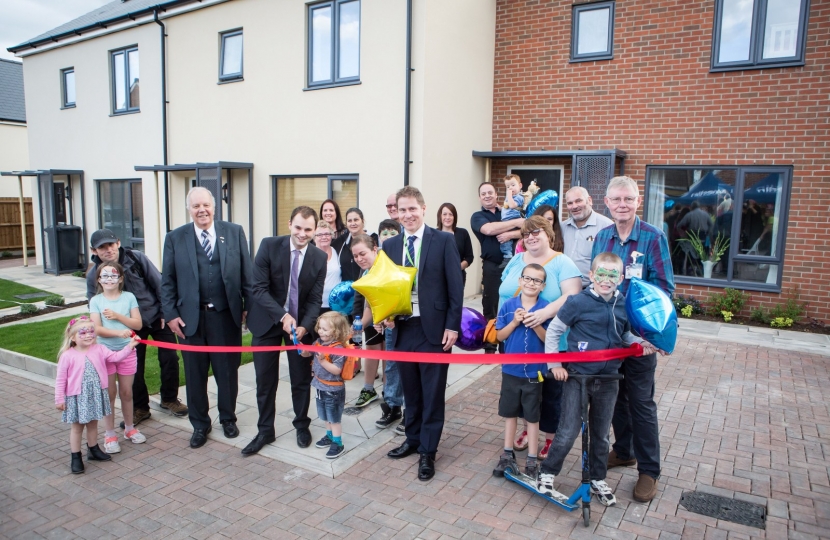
381,186,463,481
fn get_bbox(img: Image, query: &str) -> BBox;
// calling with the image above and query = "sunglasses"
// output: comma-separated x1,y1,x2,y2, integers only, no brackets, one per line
521,229,542,239
385,204,397,209
77,328,96,337
520,275,545,286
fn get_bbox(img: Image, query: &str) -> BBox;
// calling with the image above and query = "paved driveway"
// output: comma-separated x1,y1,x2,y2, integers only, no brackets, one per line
1,335,828,539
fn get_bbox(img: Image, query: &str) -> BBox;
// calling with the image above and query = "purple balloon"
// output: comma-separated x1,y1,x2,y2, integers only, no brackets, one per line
458,307,487,351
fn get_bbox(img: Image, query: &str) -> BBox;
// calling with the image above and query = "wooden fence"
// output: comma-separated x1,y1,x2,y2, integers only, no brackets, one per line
0,197,34,252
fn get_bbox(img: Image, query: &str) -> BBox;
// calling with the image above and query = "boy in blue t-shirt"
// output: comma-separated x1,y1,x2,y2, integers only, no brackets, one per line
493,263,550,479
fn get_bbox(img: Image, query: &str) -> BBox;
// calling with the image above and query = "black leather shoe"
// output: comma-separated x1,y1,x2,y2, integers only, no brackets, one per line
222,421,239,439
70,452,84,474
387,441,418,459
418,454,435,481
190,426,212,448
296,428,312,448
241,433,276,456
87,444,111,462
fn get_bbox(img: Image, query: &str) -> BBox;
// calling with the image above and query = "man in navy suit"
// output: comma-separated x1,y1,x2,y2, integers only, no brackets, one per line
381,186,463,481
161,187,253,449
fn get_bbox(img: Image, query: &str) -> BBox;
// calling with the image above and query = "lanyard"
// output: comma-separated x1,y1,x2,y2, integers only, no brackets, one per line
404,236,422,288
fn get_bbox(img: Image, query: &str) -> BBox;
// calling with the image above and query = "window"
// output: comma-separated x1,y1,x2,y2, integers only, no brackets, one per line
571,1,615,62
308,0,360,88
98,180,145,251
61,68,75,108
645,166,792,292
711,0,809,71
220,30,243,82
273,175,357,235
111,47,139,113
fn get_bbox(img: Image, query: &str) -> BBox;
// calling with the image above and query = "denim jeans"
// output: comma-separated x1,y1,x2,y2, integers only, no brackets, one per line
540,376,619,481
383,327,404,407
611,352,660,479
316,388,345,424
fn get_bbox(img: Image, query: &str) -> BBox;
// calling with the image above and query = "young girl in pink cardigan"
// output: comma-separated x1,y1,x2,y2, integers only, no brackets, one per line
55,316,139,474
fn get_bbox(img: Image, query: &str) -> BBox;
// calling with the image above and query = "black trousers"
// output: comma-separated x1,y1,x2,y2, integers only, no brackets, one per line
481,260,502,353
251,324,312,435
181,309,241,431
133,317,180,410
396,317,449,457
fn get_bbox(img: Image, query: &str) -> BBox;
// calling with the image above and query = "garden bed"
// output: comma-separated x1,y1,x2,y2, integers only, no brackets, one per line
0,300,87,325
681,313,829,335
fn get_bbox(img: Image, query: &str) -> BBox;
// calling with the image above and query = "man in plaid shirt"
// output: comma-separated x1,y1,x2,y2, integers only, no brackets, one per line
591,176,675,503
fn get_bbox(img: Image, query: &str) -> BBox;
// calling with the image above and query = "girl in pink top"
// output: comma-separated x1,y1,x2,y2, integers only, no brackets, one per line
55,316,139,474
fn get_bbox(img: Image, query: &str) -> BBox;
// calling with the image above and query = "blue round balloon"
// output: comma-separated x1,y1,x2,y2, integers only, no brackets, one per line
624,278,678,354
525,190,559,217
329,281,355,315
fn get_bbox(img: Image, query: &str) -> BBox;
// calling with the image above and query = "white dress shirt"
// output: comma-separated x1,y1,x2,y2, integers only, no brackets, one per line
403,223,425,317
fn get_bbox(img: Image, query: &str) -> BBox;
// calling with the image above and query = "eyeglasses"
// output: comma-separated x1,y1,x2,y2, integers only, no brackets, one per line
520,275,545,285
379,230,399,237
593,268,621,284
99,273,119,282
77,328,96,337
315,233,332,238
521,229,542,239
607,196,637,206
385,204,397,209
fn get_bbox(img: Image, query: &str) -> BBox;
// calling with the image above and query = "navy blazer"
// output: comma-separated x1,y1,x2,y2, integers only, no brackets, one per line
381,225,463,346
160,220,253,337
246,236,327,338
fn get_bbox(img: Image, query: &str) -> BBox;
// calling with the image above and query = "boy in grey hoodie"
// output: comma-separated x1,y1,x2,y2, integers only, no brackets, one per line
536,252,658,506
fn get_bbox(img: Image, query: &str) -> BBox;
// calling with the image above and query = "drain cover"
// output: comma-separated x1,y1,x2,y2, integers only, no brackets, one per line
679,491,765,529
14,292,50,300
342,406,364,416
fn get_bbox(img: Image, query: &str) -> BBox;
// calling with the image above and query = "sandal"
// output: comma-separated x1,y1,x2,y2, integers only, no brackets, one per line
539,438,553,459
513,430,529,451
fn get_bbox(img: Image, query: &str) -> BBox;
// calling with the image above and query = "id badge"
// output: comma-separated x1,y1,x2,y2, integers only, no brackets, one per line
625,263,643,280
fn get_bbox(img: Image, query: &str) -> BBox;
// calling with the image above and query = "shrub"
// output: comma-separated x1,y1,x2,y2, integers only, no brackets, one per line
749,288,807,325
20,303,38,314
680,305,693,318
770,317,793,328
721,311,733,322
674,294,704,315
1,251,12,258
707,288,749,316
71,270,85,278
44,295,65,307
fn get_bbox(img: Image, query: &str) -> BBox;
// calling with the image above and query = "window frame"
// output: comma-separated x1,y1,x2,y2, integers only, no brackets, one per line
95,178,145,250
710,0,810,72
570,1,615,63
306,0,361,90
219,29,244,83
271,174,359,236
111,46,140,114
60,67,76,109
644,164,793,293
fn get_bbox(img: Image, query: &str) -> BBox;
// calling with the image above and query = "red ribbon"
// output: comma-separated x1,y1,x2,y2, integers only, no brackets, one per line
137,338,642,364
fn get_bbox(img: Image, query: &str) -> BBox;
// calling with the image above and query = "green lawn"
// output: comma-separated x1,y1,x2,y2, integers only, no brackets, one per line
0,314,255,394
0,278,52,309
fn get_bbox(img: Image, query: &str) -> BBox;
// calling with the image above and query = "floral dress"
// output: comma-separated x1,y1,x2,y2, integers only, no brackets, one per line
62,358,111,424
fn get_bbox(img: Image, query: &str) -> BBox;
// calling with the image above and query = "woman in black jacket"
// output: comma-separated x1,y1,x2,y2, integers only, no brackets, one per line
332,207,378,283
437,202,475,287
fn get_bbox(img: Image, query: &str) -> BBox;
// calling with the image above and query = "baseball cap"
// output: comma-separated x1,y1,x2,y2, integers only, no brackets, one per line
90,229,119,248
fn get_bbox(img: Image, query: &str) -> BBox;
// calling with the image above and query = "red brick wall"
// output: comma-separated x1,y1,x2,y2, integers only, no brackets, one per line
491,0,830,322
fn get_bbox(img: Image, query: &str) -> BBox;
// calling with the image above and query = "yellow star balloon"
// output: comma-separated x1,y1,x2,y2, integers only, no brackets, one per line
351,250,416,322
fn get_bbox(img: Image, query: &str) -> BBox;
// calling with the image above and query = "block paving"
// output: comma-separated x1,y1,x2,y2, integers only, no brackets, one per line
1,335,829,539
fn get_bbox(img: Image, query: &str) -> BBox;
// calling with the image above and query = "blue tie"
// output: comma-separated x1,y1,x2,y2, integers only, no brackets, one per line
405,235,416,268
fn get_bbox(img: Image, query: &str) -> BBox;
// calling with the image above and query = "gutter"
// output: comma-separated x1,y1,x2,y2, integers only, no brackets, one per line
403,0,413,186
153,9,170,233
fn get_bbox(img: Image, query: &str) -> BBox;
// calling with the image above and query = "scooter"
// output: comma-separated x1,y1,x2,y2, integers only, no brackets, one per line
503,373,624,527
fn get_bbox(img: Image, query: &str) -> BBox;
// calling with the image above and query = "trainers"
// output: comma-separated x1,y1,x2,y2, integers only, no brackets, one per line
590,480,617,507
104,436,121,454
160,399,188,417
633,474,658,502
124,428,146,444
492,451,516,477
513,430,529,451
539,438,553,459
376,403,402,428
315,434,333,449
120,408,150,429
394,421,406,436
537,472,556,496
525,460,539,479
607,449,636,469
355,388,378,408
326,442,345,459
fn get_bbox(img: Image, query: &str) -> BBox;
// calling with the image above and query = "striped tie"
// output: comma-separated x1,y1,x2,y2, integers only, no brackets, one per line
201,230,212,259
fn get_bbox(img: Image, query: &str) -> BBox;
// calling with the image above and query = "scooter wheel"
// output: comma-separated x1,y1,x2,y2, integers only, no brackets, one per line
582,507,590,527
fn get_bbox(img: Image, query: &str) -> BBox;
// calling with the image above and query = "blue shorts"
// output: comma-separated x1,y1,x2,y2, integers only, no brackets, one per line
316,388,345,424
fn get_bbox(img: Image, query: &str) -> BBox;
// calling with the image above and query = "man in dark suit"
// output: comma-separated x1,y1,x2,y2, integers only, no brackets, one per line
381,186,463,481
161,187,253,449
242,206,327,455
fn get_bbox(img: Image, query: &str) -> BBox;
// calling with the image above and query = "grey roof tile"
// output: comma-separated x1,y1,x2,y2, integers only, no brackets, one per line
0,59,26,123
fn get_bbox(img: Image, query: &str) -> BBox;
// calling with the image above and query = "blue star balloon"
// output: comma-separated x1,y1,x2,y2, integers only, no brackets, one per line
525,190,559,216
625,278,677,354
329,281,355,315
